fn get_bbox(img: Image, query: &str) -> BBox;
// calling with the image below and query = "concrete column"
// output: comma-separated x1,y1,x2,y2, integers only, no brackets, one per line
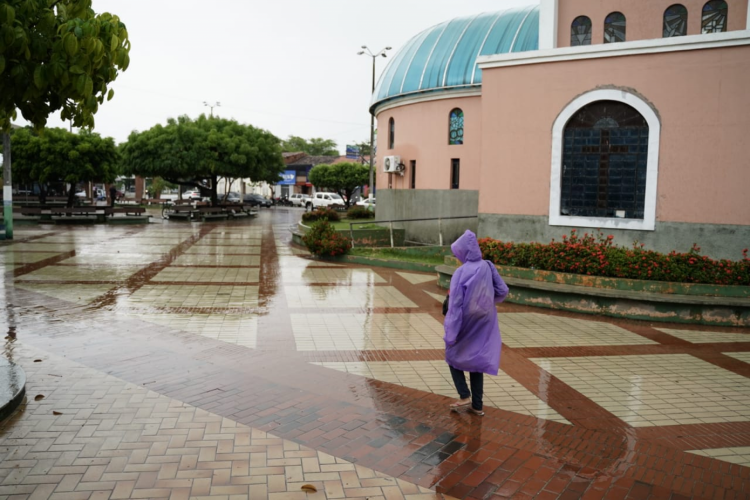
539,0,559,50
3,133,13,239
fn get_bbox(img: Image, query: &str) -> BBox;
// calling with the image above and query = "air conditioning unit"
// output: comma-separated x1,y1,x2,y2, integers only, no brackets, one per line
383,155,404,174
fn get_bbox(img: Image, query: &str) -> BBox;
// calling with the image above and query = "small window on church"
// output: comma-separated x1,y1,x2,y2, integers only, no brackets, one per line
571,16,592,46
604,12,626,43
702,0,728,33
388,118,395,149
664,4,688,37
449,108,464,145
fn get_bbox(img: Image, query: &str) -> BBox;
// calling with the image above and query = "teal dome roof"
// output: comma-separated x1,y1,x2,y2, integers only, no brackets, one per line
372,5,539,110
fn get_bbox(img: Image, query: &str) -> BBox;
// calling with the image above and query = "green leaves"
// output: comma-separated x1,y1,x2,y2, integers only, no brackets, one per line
33,65,45,88
121,115,285,196
0,1,131,131
64,33,78,57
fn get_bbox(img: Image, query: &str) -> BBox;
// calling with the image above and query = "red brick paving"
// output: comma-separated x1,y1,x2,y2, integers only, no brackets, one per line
1,211,749,498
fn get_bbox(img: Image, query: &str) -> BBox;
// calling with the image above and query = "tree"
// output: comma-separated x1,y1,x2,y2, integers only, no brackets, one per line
11,126,119,206
121,115,284,206
0,0,131,131
308,161,369,207
353,140,371,158
281,135,338,156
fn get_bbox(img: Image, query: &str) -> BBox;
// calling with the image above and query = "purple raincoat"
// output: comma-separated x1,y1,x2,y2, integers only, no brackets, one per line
444,230,509,375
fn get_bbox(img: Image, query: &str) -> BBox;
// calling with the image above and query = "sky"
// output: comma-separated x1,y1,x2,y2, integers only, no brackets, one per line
16,0,534,153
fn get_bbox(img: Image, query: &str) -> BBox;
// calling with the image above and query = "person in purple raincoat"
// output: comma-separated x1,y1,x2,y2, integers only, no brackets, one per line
444,230,509,416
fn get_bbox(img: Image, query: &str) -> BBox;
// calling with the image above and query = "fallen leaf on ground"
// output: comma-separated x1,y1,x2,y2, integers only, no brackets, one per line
33,359,42,363
34,395,44,401
301,485,317,493
52,411,62,415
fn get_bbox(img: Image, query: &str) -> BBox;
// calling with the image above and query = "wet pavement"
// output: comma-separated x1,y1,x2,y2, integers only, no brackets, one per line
0,209,749,499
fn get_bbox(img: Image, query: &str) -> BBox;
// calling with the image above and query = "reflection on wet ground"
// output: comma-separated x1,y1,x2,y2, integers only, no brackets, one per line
0,211,749,499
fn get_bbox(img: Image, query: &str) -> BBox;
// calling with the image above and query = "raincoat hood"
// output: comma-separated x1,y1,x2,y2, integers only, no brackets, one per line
451,230,483,263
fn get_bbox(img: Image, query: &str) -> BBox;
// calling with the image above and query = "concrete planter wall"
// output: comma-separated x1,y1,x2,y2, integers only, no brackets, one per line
438,260,750,326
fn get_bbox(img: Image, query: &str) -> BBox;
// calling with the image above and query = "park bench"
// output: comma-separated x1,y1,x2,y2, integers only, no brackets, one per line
104,207,146,217
198,206,228,221
49,206,106,224
165,205,195,221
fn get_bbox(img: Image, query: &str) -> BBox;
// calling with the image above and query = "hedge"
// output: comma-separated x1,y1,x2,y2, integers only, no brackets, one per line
478,230,750,286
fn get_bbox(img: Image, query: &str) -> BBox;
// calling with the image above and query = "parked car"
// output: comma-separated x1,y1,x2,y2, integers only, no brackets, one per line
242,193,273,208
306,192,345,211
356,197,376,208
288,193,310,207
183,190,202,200
225,192,241,203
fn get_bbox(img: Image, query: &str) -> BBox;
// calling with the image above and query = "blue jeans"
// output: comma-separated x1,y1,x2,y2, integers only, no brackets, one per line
449,365,483,411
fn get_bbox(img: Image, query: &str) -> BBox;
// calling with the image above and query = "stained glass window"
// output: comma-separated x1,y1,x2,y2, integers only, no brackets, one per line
702,1,728,33
571,16,592,46
388,118,395,149
664,4,688,37
449,108,464,145
561,101,649,219
604,12,626,43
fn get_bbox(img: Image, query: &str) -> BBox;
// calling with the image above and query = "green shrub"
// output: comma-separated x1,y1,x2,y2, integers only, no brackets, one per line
302,220,352,257
302,208,340,223
478,230,750,286
347,206,374,219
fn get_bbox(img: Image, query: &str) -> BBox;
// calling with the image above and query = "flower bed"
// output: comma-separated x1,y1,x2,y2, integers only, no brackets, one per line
478,230,750,286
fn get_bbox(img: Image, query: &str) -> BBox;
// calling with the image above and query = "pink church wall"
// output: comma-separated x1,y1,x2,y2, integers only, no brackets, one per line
479,44,750,226
375,96,482,191
557,0,748,47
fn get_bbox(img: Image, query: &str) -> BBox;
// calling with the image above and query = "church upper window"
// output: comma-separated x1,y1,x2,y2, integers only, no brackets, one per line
571,16,592,46
702,1,728,33
664,4,688,37
604,12,626,43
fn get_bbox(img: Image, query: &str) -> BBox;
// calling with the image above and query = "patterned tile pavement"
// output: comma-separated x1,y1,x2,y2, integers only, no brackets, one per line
0,211,748,499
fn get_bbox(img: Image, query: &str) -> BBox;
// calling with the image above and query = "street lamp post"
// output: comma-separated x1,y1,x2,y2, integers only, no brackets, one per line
203,101,221,117
358,45,391,205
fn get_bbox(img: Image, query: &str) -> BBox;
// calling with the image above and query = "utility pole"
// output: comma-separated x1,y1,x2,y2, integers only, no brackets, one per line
3,132,13,240
358,46,391,205
203,101,221,117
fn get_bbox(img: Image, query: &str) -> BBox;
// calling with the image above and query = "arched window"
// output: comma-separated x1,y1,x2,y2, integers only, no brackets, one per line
604,12,626,43
702,1,728,33
560,101,649,220
388,118,395,149
570,16,592,46
664,4,688,37
449,108,464,145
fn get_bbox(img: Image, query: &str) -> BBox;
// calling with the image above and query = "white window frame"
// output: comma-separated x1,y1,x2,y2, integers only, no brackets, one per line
549,89,660,231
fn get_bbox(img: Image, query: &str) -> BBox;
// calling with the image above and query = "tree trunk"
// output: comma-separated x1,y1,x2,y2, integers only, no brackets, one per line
37,183,47,205
210,174,218,206
66,184,76,208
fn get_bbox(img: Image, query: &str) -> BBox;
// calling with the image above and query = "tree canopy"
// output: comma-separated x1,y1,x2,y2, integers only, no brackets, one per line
282,135,338,156
308,161,369,207
0,0,131,131
121,115,285,205
11,126,119,205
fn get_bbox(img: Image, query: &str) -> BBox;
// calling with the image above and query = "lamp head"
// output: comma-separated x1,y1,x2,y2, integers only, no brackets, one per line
357,51,364,55
361,45,367,49
386,46,392,50
381,53,387,57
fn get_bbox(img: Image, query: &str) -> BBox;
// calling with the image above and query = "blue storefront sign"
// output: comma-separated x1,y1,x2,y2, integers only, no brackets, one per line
346,145,360,159
278,170,296,185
